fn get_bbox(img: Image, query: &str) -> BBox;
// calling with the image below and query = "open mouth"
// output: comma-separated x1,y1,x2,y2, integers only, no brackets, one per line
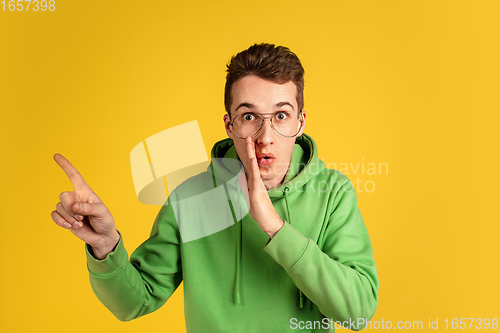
256,153,275,167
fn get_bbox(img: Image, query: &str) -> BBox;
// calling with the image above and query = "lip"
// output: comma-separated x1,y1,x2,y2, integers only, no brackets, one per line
256,153,275,167
256,153,275,159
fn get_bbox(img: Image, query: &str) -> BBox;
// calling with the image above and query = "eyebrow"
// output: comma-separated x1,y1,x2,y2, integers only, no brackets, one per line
234,101,295,113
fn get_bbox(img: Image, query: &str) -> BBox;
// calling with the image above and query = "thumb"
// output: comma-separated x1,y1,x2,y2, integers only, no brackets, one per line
73,202,109,218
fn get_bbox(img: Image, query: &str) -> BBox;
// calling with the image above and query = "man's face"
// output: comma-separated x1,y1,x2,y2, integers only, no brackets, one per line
224,75,306,189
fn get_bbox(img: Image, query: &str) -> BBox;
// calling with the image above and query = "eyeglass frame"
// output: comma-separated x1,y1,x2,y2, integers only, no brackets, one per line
229,110,305,139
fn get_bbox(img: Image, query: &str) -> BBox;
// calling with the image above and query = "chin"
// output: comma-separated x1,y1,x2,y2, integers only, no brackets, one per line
259,172,273,181
259,172,273,179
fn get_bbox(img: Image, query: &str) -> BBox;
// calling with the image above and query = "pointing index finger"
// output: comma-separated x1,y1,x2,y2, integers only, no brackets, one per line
53,153,91,191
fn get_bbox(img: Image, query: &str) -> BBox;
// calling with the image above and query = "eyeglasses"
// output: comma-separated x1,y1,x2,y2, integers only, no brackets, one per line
230,111,304,139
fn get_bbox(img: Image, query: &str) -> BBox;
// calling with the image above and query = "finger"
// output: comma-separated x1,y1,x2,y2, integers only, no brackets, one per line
244,136,257,180
245,136,256,161
249,156,258,178
56,202,84,229
59,191,78,217
249,156,264,190
73,201,109,219
244,137,264,191
53,153,91,191
51,210,73,229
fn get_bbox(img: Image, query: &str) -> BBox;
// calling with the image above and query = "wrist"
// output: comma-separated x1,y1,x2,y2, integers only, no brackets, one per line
92,230,120,260
266,218,285,239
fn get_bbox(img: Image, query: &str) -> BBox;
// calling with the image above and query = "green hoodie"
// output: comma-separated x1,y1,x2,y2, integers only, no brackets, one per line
86,133,379,332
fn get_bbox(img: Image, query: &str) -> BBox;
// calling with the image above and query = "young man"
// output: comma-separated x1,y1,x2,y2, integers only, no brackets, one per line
51,43,378,332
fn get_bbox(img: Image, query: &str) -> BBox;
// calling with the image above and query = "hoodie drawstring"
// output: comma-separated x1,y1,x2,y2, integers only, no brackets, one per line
222,182,241,304
236,216,242,304
283,186,292,225
284,186,304,309
211,165,242,305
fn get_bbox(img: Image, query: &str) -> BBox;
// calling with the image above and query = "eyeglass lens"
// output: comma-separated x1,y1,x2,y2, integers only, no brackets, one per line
232,112,301,138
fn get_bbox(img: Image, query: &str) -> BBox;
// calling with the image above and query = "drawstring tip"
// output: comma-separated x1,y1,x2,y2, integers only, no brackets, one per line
236,293,241,304
299,291,304,309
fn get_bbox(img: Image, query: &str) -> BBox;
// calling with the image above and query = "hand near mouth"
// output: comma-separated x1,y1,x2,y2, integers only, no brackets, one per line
238,137,285,238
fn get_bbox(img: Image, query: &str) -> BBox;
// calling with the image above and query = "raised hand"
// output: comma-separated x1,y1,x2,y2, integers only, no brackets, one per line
51,154,120,259
238,137,284,238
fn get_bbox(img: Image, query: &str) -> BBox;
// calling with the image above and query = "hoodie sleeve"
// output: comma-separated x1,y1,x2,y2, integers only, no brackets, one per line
264,180,378,330
86,201,183,321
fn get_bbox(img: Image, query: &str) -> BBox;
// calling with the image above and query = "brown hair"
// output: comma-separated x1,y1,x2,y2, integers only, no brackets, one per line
224,43,305,114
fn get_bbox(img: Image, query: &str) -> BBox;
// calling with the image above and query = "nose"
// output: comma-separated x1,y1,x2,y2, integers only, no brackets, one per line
256,118,274,146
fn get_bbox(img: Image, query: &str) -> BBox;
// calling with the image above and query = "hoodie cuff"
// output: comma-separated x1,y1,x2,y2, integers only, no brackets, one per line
264,222,310,271
85,231,128,275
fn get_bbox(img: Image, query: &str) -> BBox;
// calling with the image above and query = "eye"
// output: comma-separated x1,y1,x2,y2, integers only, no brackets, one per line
275,112,289,121
243,113,256,121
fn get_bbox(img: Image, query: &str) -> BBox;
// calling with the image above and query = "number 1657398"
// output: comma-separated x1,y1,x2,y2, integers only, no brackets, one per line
2,0,55,11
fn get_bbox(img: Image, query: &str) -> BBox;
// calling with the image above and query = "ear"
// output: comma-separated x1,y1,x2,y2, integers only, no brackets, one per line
297,110,307,136
224,113,234,139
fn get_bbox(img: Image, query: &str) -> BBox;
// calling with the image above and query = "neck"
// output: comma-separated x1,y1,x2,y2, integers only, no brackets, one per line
262,177,283,190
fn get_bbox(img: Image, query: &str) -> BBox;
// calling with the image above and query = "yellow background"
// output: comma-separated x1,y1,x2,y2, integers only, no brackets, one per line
1,1,499,332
